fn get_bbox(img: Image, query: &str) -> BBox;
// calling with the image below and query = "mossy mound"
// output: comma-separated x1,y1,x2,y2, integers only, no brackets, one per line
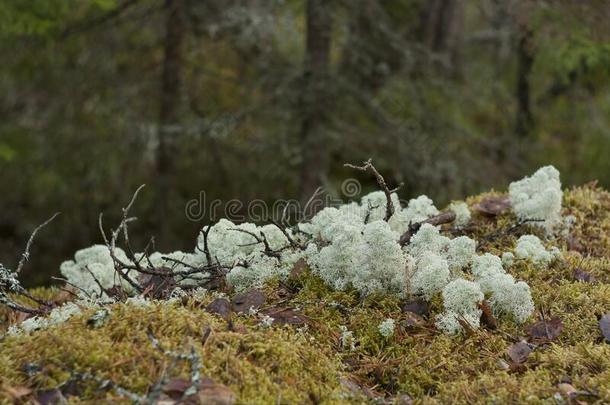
2,184,610,404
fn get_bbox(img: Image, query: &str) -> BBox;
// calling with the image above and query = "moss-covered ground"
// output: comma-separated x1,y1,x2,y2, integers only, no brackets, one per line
1,184,610,404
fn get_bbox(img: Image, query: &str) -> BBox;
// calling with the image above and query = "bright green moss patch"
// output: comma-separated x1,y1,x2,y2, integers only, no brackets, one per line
2,184,610,404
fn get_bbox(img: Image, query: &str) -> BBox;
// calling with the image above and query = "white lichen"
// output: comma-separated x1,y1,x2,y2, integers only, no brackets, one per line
446,236,476,271
509,165,562,232
449,201,471,229
60,245,135,297
514,234,555,267
9,302,82,335
378,318,395,338
410,251,450,299
339,325,356,351
501,252,515,268
403,195,439,224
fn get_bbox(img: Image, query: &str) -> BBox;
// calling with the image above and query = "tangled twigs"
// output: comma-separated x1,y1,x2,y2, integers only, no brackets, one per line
345,159,403,221
476,218,545,252
0,213,60,315
399,211,456,246
229,228,283,258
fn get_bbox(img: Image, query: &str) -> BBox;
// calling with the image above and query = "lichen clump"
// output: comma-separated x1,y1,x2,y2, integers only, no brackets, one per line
3,167,610,403
509,165,562,232
53,167,569,335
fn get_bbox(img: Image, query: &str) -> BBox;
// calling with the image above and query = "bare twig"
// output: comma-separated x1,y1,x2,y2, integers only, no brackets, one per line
196,225,213,266
229,228,282,258
399,211,457,246
345,159,402,221
302,186,324,220
16,213,60,274
476,218,545,252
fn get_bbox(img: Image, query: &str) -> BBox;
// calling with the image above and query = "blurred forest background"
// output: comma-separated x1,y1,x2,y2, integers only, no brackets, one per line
1,0,610,286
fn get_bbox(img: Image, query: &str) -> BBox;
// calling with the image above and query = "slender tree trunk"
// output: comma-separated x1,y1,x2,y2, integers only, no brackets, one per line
420,0,464,74
299,0,333,202
515,28,534,138
156,0,186,241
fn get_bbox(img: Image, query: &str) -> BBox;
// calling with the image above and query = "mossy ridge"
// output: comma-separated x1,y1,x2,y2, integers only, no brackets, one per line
1,183,610,404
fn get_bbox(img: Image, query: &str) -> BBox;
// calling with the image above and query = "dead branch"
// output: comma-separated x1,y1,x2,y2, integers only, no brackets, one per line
399,211,456,246
196,225,213,266
271,220,304,250
229,228,283,258
0,214,60,315
476,218,545,252
16,213,60,275
345,158,402,221
302,186,324,220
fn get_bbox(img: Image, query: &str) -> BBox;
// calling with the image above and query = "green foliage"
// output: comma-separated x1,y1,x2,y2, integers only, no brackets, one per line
0,0,117,37
2,0,610,288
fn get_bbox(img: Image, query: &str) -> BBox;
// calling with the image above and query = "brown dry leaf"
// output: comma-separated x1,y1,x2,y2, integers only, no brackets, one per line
163,378,191,400
599,314,610,343
557,383,577,397
401,312,426,329
138,268,177,300
289,257,308,279
527,317,563,343
567,234,584,253
35,388,66,405
573,268,596,283
232,289,266,314
4,385,32,399
507,341,533,365
400,299,429,317
474,195,511,217
339,378,383,401
479,300,498,330
262,307,308,325
394,393,414,405
205,298,232,321
197,378,236,405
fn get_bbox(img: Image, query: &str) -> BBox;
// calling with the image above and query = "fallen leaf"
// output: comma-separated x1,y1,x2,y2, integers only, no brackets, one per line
474,195,511,217
35,388,65,405
339,378,383,400
394,393,414,405
401,312,426,329
496,359,510,370
138,268,177,300
400,299,429,317
163,378,191,400
479,300,498,330
197,378,236,405
573,268,595,283
567,234,584,253
289,258,308,279
527,317,563,343
104,285,129,301
262,307,308,325
557,383,577,398
507,341,533,365
4,385,32,399
205,298,232,321
599,314,610,343
232,289,266,314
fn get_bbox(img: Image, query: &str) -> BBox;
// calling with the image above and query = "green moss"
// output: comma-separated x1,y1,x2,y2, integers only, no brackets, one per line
2,184,610,404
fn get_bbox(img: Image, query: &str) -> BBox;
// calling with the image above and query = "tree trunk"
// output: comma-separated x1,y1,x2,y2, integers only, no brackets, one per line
299,0,333,202
420,0,464,73
515,28,534,138
156,0,186,241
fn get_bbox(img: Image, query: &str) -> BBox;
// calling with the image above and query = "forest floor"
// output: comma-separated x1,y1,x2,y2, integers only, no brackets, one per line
1,183,610,404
